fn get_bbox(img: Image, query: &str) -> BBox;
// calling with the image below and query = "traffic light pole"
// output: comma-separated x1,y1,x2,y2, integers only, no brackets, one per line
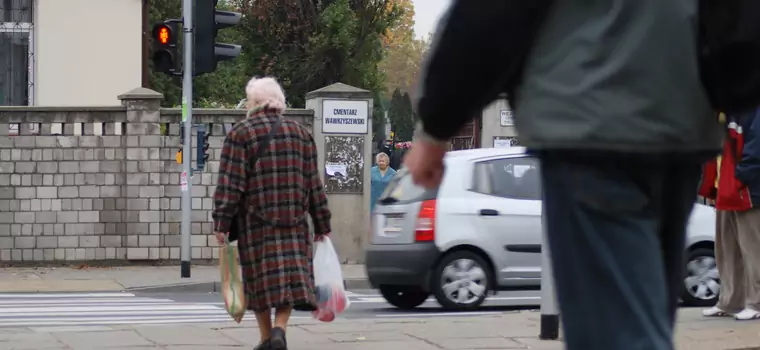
180,0,193,279
539,201,560,340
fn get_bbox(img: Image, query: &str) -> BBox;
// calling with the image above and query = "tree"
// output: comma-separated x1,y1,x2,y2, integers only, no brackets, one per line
388,88,414,141
236,0,402,107
377,0,426,97
381,0,414,47
148,0,400,109
372,91,388,142
400,91,416,140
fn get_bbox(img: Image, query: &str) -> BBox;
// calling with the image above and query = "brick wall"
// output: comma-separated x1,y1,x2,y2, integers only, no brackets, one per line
0,88,314,263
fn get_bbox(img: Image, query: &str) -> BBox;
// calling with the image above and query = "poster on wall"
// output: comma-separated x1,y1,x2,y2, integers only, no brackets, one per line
493,136,520,148
322,100,369,134
324,136,365,193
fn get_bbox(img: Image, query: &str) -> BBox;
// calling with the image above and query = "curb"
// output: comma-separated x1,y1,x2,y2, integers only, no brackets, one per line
345,278,372,290
127,278,372,293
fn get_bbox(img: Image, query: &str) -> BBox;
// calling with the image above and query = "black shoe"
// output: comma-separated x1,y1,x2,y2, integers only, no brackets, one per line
254,339,271,350
270,327,287,350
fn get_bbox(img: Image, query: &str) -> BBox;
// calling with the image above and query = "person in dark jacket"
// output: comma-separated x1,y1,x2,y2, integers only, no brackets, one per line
700,109,760,321
213,77,332,350
404,1,722,349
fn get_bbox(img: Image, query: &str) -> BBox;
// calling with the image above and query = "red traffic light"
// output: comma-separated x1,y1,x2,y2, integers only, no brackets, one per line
152,24,174,45
158,26,170,44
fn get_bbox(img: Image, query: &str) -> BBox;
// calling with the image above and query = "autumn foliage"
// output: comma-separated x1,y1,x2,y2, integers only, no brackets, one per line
378,0,429,97
148,0,422,110
235,0,403,107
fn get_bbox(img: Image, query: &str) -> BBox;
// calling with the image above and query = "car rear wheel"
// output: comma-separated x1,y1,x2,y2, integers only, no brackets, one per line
379,286,430,309
681,247,720,307
431,250,491,310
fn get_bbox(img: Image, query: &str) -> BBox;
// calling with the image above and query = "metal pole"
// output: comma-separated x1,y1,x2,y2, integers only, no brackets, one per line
180,0,193,278
539,200,560,340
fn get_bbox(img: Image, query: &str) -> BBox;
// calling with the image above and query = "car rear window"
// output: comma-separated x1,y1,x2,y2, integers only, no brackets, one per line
378,168,437,205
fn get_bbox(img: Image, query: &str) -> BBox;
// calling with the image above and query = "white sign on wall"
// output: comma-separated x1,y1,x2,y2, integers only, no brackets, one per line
500,109,514,126
322,99,369,134
493,136,520,148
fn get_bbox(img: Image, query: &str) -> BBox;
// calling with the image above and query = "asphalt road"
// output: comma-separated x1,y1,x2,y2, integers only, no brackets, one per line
147,289,542,319
0,289,542,328
0,290,709,328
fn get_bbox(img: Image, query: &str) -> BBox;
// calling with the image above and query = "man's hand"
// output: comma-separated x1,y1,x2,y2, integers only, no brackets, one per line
404,138,448,189
214,231,227,245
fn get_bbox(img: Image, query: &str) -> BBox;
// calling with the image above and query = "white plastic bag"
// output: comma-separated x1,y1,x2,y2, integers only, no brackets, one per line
312,236,350,322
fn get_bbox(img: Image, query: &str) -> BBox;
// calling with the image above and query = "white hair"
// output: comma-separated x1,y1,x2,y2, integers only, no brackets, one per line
376,152,390,163
245,77,286,113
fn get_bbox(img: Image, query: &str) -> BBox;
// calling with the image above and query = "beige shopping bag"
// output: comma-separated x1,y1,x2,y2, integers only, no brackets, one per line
219,240,246,323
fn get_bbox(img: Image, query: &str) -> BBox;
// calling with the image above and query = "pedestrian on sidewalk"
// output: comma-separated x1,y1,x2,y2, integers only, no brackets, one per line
370,152,396,213
403,1,721,349
213,76,333,350
700,109,760,321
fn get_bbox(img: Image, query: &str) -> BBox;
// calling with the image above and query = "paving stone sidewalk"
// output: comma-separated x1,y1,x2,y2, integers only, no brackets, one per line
0,264,369,292
1,308,758,350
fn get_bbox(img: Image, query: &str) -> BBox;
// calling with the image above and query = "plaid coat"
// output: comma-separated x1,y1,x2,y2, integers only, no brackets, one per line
213,106,332,312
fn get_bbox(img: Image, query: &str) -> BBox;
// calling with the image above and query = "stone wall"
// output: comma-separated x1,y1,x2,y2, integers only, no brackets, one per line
0,88,314,263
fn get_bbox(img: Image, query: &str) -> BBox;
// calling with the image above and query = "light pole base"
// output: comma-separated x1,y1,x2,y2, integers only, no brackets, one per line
539,314,560,340
181,260,191,278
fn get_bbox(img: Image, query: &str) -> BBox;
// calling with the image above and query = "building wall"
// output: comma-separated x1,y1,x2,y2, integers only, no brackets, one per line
0,85,375,264
479,97,519,148
0,90,314,263
35,0,142,106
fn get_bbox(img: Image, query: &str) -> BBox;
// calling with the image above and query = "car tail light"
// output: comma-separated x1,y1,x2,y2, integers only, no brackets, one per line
414,199,436,242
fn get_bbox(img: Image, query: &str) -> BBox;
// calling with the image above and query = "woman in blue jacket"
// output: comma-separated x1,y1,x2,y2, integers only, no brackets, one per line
370,152,396,212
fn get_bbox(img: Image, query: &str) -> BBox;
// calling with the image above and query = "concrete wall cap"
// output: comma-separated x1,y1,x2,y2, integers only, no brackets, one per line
306,83,372,100
117,88,164,101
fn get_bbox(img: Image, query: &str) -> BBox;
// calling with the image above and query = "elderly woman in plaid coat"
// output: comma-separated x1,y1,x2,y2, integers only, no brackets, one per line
213,77,332,350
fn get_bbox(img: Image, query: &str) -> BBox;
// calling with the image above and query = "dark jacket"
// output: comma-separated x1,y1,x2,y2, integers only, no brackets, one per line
415,0,721,153
699,108,760,211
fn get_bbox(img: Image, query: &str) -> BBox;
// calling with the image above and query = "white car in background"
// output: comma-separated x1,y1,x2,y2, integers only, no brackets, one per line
365,147,719,310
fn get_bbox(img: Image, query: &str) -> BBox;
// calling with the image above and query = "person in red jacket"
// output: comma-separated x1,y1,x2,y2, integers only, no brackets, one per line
699,109,760,321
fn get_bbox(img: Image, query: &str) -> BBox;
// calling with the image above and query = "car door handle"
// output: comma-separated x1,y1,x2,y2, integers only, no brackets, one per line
479,209,499,216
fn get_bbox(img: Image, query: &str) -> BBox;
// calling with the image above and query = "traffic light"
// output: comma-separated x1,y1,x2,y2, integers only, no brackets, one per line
152,21,180,76
193,0,242,76
196,125,210,171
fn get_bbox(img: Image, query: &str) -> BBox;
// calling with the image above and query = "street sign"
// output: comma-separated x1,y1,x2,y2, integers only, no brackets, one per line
322,99,369,134
500,109,514,126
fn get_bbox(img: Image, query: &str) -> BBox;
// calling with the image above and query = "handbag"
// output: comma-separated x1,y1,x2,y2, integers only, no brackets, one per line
228,116,283,242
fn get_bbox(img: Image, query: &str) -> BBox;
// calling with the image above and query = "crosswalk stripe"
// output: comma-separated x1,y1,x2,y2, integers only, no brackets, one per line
0,298,173,306
0,292,309,327
376,311,503,318
0,293,135,298
0,317,238,327
347,295,541,304
0,304,220,314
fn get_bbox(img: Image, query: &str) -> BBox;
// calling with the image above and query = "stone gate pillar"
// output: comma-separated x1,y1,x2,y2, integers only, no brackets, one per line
305,83,373,263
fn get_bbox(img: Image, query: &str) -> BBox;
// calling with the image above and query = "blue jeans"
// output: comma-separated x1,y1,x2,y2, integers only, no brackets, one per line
537,151,707,350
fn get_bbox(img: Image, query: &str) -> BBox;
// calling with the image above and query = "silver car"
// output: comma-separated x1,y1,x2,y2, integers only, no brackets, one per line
365,147,719,310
